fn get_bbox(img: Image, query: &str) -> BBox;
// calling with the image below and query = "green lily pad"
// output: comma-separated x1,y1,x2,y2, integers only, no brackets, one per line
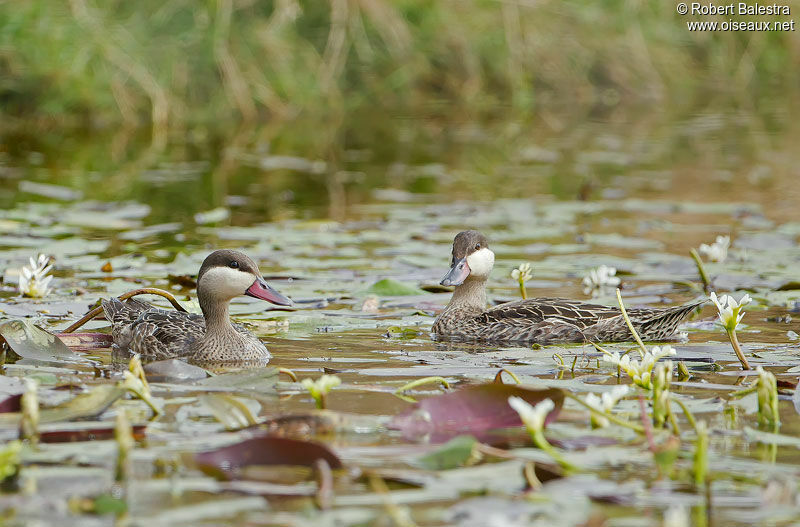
367,279,426,296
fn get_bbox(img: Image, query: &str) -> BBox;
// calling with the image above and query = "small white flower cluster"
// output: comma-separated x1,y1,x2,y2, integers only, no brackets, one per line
603,345,677,389
508,396,554,432
511,263,532,282
699,235,730,263
709,291,751,332
18,254,53,298
584,385,629,428
582,265,620,296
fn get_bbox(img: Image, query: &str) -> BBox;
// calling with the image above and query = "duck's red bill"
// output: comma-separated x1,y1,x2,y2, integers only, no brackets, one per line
440,257,470,286
246,278,293,306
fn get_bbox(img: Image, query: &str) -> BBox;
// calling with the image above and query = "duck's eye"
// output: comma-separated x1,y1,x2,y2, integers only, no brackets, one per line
474,243,481,250
229,261,239,269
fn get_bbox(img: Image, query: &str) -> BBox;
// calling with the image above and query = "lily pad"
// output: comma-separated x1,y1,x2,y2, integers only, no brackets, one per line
389,384,564,441
0,320,85,363
195,435,342,480
367,279,426,296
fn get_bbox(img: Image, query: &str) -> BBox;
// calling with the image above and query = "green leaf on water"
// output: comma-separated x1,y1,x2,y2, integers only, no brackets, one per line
416,435,478,470
367,279,426,296
91,494,128,515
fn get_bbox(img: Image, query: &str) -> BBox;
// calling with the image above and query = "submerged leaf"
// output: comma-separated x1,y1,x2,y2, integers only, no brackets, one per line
56,332,114,351
196,367,279,392
144,359,209,383
416,435,478,470
195,435,342,480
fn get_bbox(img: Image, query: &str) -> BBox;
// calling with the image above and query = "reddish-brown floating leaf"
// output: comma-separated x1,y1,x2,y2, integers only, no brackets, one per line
388,384,564,442
57,332,114,351
0,394,21,413
40,424,147,443
195,435,342,481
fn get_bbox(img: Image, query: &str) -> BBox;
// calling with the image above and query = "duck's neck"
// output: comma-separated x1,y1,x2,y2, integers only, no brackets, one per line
445,278,488,315
198,291,238,341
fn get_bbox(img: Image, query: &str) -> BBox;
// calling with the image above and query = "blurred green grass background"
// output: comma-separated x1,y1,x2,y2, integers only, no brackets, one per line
2,0,797,134
1,1,799,222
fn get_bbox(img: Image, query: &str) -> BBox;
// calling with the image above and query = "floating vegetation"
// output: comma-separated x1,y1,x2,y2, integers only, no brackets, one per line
0,155,799,525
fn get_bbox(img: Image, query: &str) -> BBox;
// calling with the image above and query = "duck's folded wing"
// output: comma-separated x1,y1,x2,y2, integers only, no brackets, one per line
481,298,621,328
126,310,204,359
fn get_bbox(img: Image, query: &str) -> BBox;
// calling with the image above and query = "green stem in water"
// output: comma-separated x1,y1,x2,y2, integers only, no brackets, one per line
616,289,647,358
689,248,711,292
530,427,577,472
729,384,758,399
693,422,709,488
394,376,450,394
518,281,527,300
672,397,698,432
564,393,645,434
726,328,751,370
493,369,521,384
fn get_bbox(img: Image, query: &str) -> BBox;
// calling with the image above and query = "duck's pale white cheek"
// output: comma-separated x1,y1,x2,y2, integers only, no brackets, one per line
200,267,256,298
466,248,495,277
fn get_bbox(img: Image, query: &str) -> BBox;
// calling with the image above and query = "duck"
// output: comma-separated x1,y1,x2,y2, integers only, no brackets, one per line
102,249,292,365
432,230,703,344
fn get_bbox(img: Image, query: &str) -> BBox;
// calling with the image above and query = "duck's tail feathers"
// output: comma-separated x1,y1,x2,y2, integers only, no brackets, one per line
635,299,706,341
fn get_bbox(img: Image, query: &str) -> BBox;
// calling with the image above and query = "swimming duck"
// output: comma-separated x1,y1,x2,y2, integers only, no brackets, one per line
432,230,703,344
102,249,292,364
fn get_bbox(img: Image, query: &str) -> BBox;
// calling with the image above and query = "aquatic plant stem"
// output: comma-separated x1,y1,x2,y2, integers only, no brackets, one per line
493,369,521,384
278,367,298,382
689,248,711,292
672,397,698,432
616,289,647,357
394,376,450,394
726,328,751,370
63,288,188,333
666,402,680,435
369,473,418,527
529,427,577,472
518,282,527,300
565,393,644,434
693,421,709,488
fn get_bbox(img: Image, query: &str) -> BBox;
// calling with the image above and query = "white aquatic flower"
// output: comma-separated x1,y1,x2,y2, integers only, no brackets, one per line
582,265,621,295
508,396,554,432
18,254,53,298
709,291,751,332
584,385,629,428
511,263,533,282
301,374,342,398
603,345,677,389
698,235,730,263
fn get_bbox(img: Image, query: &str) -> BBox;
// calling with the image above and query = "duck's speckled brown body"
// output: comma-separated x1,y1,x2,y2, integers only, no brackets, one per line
102,250,292,365
432,231,703,344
